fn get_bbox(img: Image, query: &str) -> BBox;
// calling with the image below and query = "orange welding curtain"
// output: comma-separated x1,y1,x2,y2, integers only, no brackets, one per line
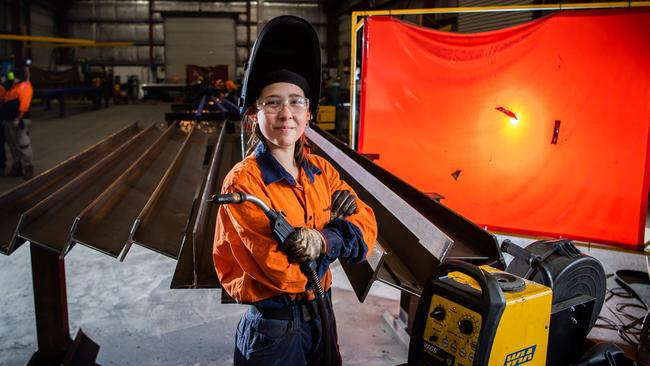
359,10,650,251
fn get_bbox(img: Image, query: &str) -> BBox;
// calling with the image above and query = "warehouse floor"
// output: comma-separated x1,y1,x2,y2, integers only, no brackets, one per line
0,101,648,365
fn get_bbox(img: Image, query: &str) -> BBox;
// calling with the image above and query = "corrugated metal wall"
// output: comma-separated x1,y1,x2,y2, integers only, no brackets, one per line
457,0,536,33
0,1,54,68
69,0,164,65
65,0,326,81
164,16,236,81
0,1,8,59
29,4,55,68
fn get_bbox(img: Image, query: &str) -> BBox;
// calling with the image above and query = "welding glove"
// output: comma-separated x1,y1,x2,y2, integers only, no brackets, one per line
284,227,326,263
331,190,357,221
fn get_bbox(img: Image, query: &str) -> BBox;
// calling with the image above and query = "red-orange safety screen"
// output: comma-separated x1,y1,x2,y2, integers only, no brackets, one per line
358,10,650,251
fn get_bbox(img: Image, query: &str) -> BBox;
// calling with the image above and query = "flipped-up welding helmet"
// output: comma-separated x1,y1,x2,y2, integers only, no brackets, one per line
239,16,321,118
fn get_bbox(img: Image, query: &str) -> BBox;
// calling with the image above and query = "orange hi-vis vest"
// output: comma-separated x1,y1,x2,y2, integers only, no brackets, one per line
214,143,377,305
4,81,33,117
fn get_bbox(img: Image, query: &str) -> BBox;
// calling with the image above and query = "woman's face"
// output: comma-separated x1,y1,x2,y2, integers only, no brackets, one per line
256,82,310,149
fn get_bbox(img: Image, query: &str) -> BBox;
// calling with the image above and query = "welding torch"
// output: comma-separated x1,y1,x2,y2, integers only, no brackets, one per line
211,192,332,365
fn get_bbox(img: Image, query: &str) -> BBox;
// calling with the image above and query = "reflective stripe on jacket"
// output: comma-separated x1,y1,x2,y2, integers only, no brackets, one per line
213,143,377,304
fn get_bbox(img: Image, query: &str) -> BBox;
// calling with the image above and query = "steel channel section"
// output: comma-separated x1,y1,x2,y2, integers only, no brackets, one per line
196,134,241,288
171,126,227,288
0,123,141,255
170,173,207,289
17,125,162,256
192,127,240,287
72,125,187,259
306,125,504,296
128,126,208,259
171,126,242,289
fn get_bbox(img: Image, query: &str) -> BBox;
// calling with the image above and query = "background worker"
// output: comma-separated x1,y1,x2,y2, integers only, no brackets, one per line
1,65,34,179
212,16,377,366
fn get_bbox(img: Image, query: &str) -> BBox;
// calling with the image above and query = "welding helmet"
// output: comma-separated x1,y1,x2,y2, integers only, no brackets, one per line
239,15,321,118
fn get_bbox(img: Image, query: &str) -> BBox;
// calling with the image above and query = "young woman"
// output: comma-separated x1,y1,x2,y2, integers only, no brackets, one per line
212,67,377,365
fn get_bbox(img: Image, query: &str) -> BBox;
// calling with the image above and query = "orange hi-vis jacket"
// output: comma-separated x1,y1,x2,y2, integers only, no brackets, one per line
214,143,377,305
4,81,33,118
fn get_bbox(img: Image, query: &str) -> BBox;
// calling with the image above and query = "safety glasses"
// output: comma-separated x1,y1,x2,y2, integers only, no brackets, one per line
256,96,310,114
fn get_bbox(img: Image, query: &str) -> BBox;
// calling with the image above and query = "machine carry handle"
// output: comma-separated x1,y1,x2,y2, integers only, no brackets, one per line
434,259,503,306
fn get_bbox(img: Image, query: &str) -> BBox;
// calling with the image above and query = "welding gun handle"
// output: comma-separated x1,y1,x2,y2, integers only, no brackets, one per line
211,193,244,204
268,211,295,249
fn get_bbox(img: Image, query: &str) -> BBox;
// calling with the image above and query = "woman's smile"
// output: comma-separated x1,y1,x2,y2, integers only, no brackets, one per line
274,125,296,132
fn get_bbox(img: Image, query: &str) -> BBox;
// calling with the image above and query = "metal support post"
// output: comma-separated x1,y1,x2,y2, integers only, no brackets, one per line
27,243,99,365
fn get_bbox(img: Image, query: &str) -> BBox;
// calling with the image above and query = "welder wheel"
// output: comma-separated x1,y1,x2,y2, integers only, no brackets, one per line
506,239,606,332
492,272,526,292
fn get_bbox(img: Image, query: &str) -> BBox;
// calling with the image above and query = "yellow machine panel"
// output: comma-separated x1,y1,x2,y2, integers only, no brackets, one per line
417,263,552,366
424,295,482,365
317,105,336,130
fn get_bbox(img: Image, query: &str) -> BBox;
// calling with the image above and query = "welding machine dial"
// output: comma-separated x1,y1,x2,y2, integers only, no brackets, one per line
458,317,475,335
431,306,446,321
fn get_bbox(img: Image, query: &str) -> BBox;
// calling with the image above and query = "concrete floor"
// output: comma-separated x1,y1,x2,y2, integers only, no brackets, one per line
0,101,648,365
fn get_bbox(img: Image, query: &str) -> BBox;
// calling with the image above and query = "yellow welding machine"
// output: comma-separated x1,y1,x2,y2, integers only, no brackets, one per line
409,260,552,366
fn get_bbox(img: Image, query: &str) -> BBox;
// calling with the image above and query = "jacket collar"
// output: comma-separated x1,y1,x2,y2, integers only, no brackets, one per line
254,142,321,186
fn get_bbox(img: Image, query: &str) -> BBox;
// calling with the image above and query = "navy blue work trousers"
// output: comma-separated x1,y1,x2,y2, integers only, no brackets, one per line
234,297,342,366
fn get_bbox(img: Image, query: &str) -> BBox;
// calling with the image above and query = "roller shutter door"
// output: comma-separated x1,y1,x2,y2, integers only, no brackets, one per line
458,0,536,34
165,16,236,81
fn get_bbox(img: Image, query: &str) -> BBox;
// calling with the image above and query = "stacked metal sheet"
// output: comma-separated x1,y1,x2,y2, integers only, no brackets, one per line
1,120,505,301
0,122,228,279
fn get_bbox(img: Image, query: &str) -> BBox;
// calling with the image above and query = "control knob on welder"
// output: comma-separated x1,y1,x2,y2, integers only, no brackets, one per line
458,319,474,335
430,306,446,321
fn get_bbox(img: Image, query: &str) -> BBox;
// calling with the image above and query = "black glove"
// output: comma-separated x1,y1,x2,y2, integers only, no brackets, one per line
283,227,326,263
331,190,357,221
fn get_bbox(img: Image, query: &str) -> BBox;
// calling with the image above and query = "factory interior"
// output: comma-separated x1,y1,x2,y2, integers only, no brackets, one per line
1,1,650,365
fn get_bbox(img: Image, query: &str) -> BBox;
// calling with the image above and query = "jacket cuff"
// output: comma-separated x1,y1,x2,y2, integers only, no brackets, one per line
321,227,342,259
320,230,329,255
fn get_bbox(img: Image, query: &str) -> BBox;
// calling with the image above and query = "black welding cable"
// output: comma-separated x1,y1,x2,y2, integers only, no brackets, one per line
302,261,332,366
594,286,647,347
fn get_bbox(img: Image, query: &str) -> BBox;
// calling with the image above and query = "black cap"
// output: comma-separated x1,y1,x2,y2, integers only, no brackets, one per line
256,69,310,98
239,16,321,116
